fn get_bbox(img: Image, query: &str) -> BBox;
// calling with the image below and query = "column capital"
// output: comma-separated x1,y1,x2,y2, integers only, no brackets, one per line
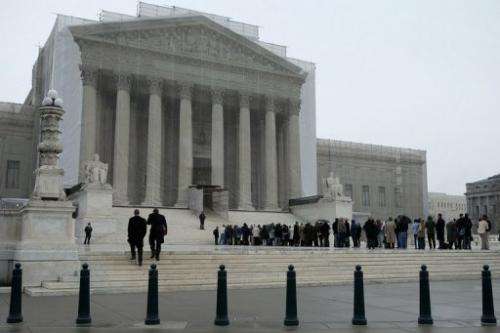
289,98,301,116
79,64,98,87
239,91,250,109
210,87,224,105
264,95,275,113
114,73,132,92
178,82,193,100
147,77,163,96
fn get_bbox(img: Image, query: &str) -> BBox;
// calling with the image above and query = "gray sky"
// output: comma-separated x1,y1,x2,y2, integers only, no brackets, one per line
1,0,499,195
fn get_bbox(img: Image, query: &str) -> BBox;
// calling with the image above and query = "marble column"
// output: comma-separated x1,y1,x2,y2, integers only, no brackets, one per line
142,77,163,206
264,96,279,210
211,88,224,187
287,99,302,199
175,83,193,207
112,74,131,205
79,65,98,172
237,92,253,210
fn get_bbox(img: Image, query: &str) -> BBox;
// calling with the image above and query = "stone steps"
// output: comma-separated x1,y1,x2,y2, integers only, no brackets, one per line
25,248,500,296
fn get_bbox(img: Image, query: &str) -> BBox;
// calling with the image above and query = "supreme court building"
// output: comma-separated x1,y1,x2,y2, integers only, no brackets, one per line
27,4,318,212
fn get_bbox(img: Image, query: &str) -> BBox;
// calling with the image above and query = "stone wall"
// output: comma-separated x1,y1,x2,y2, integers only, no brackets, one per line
0,102,35,199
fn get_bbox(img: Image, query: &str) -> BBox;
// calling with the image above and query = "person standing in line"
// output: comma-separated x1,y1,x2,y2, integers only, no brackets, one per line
478,215,490,250
463,213,473,250
385,218,397,249
436,213,446,249
253,224,261,245
412,219,420,249
293,222,300,246
351,220,361,248
376,220,385,248
147,208,168,261
397,216,409,249
455,214,465,249
84,222,93,245
417,219,426,250
425,216,436,249
199,211,206,230
213,226,219,245
446,219,456,249
128,209,147,266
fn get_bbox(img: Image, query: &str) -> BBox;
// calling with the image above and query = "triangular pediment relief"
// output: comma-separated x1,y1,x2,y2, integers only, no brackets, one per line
70,16,304,78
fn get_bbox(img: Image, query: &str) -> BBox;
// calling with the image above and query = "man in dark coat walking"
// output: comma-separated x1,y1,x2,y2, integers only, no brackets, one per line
84,222,93,245
436,213,446,249
128,209,147,266
147,208,168,260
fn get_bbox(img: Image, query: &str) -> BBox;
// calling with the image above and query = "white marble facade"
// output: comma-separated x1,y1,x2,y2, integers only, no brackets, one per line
70,15,305,210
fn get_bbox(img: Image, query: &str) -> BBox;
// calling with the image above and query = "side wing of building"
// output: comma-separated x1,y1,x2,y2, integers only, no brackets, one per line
317,139,427,220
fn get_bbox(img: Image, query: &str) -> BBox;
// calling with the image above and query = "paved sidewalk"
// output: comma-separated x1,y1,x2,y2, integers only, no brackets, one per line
0,279,499,332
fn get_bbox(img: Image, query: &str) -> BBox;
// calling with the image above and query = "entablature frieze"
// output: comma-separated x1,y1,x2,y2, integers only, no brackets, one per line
77,38,303,101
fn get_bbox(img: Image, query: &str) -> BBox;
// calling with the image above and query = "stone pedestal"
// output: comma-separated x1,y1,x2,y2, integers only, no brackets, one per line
13,200,79,287
289,195,353,223
72,185,118,244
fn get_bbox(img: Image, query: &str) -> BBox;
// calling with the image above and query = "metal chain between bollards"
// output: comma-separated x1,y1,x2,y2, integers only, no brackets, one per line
418,265,433,325
284,264,299,326
352,265,367,325
6,263,23,324
76,263,92,324
481,265,497,326
214,265,229,326
145,264,160,325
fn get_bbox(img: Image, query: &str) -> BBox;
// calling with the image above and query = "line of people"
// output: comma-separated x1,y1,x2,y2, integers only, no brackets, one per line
213,213,494,251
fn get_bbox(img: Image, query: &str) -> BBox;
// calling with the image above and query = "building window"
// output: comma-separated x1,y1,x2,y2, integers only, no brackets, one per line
362,185,370,206
378,186,386,207
344,184,353,199
394,188,402,208
6,160,20,189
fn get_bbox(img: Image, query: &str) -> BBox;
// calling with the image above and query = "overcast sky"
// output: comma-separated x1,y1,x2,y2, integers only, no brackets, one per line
1,0,499,195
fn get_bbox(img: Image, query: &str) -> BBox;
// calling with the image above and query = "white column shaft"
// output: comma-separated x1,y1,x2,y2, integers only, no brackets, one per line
143,81,163,206
113,77,131,205
238,95,253,210
176,85,193,207
81,84,97,163
264,103,278,210
211,91,224,186
288,112,302,199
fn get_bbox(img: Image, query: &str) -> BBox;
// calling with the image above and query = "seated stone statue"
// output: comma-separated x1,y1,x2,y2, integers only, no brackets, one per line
83,154,109,187
322,172,345,200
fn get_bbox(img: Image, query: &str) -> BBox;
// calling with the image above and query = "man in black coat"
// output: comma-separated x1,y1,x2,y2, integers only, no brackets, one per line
436,213,446,249
128,209,147,266
199,211,206,230
147,208,168,260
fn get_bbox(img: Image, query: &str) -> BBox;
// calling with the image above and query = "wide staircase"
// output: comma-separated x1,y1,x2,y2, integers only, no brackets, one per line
25,247,500,296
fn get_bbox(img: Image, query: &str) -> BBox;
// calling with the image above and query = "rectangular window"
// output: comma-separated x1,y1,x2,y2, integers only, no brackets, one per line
394,188,402,208
344,184,353,199
6,160,20,189
378,186,386,207
362,185,370,206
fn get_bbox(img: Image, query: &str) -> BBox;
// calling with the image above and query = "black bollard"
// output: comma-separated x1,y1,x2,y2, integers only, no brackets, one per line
418,265,433,325
352,265,367,325
145,264,160,325
481,265,497,325
284,265,299,326
214,265,229,326
76,263,92,324
6,263,23,324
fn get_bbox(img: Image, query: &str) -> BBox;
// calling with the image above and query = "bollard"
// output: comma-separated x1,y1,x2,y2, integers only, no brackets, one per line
145,264,160,325
418,265,433,325
214,265,229,326
284,265,299,326
481,265,497,325
76,263,91,324
6,263,23,324
352,265,367,325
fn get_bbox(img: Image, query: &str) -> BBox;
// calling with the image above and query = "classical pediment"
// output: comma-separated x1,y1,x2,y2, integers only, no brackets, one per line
70,16,305,79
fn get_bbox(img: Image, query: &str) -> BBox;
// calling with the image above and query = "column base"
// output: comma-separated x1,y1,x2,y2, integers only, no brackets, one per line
141,199,162,207
264,204,280,212
237,204,255,211
174,202,188,209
